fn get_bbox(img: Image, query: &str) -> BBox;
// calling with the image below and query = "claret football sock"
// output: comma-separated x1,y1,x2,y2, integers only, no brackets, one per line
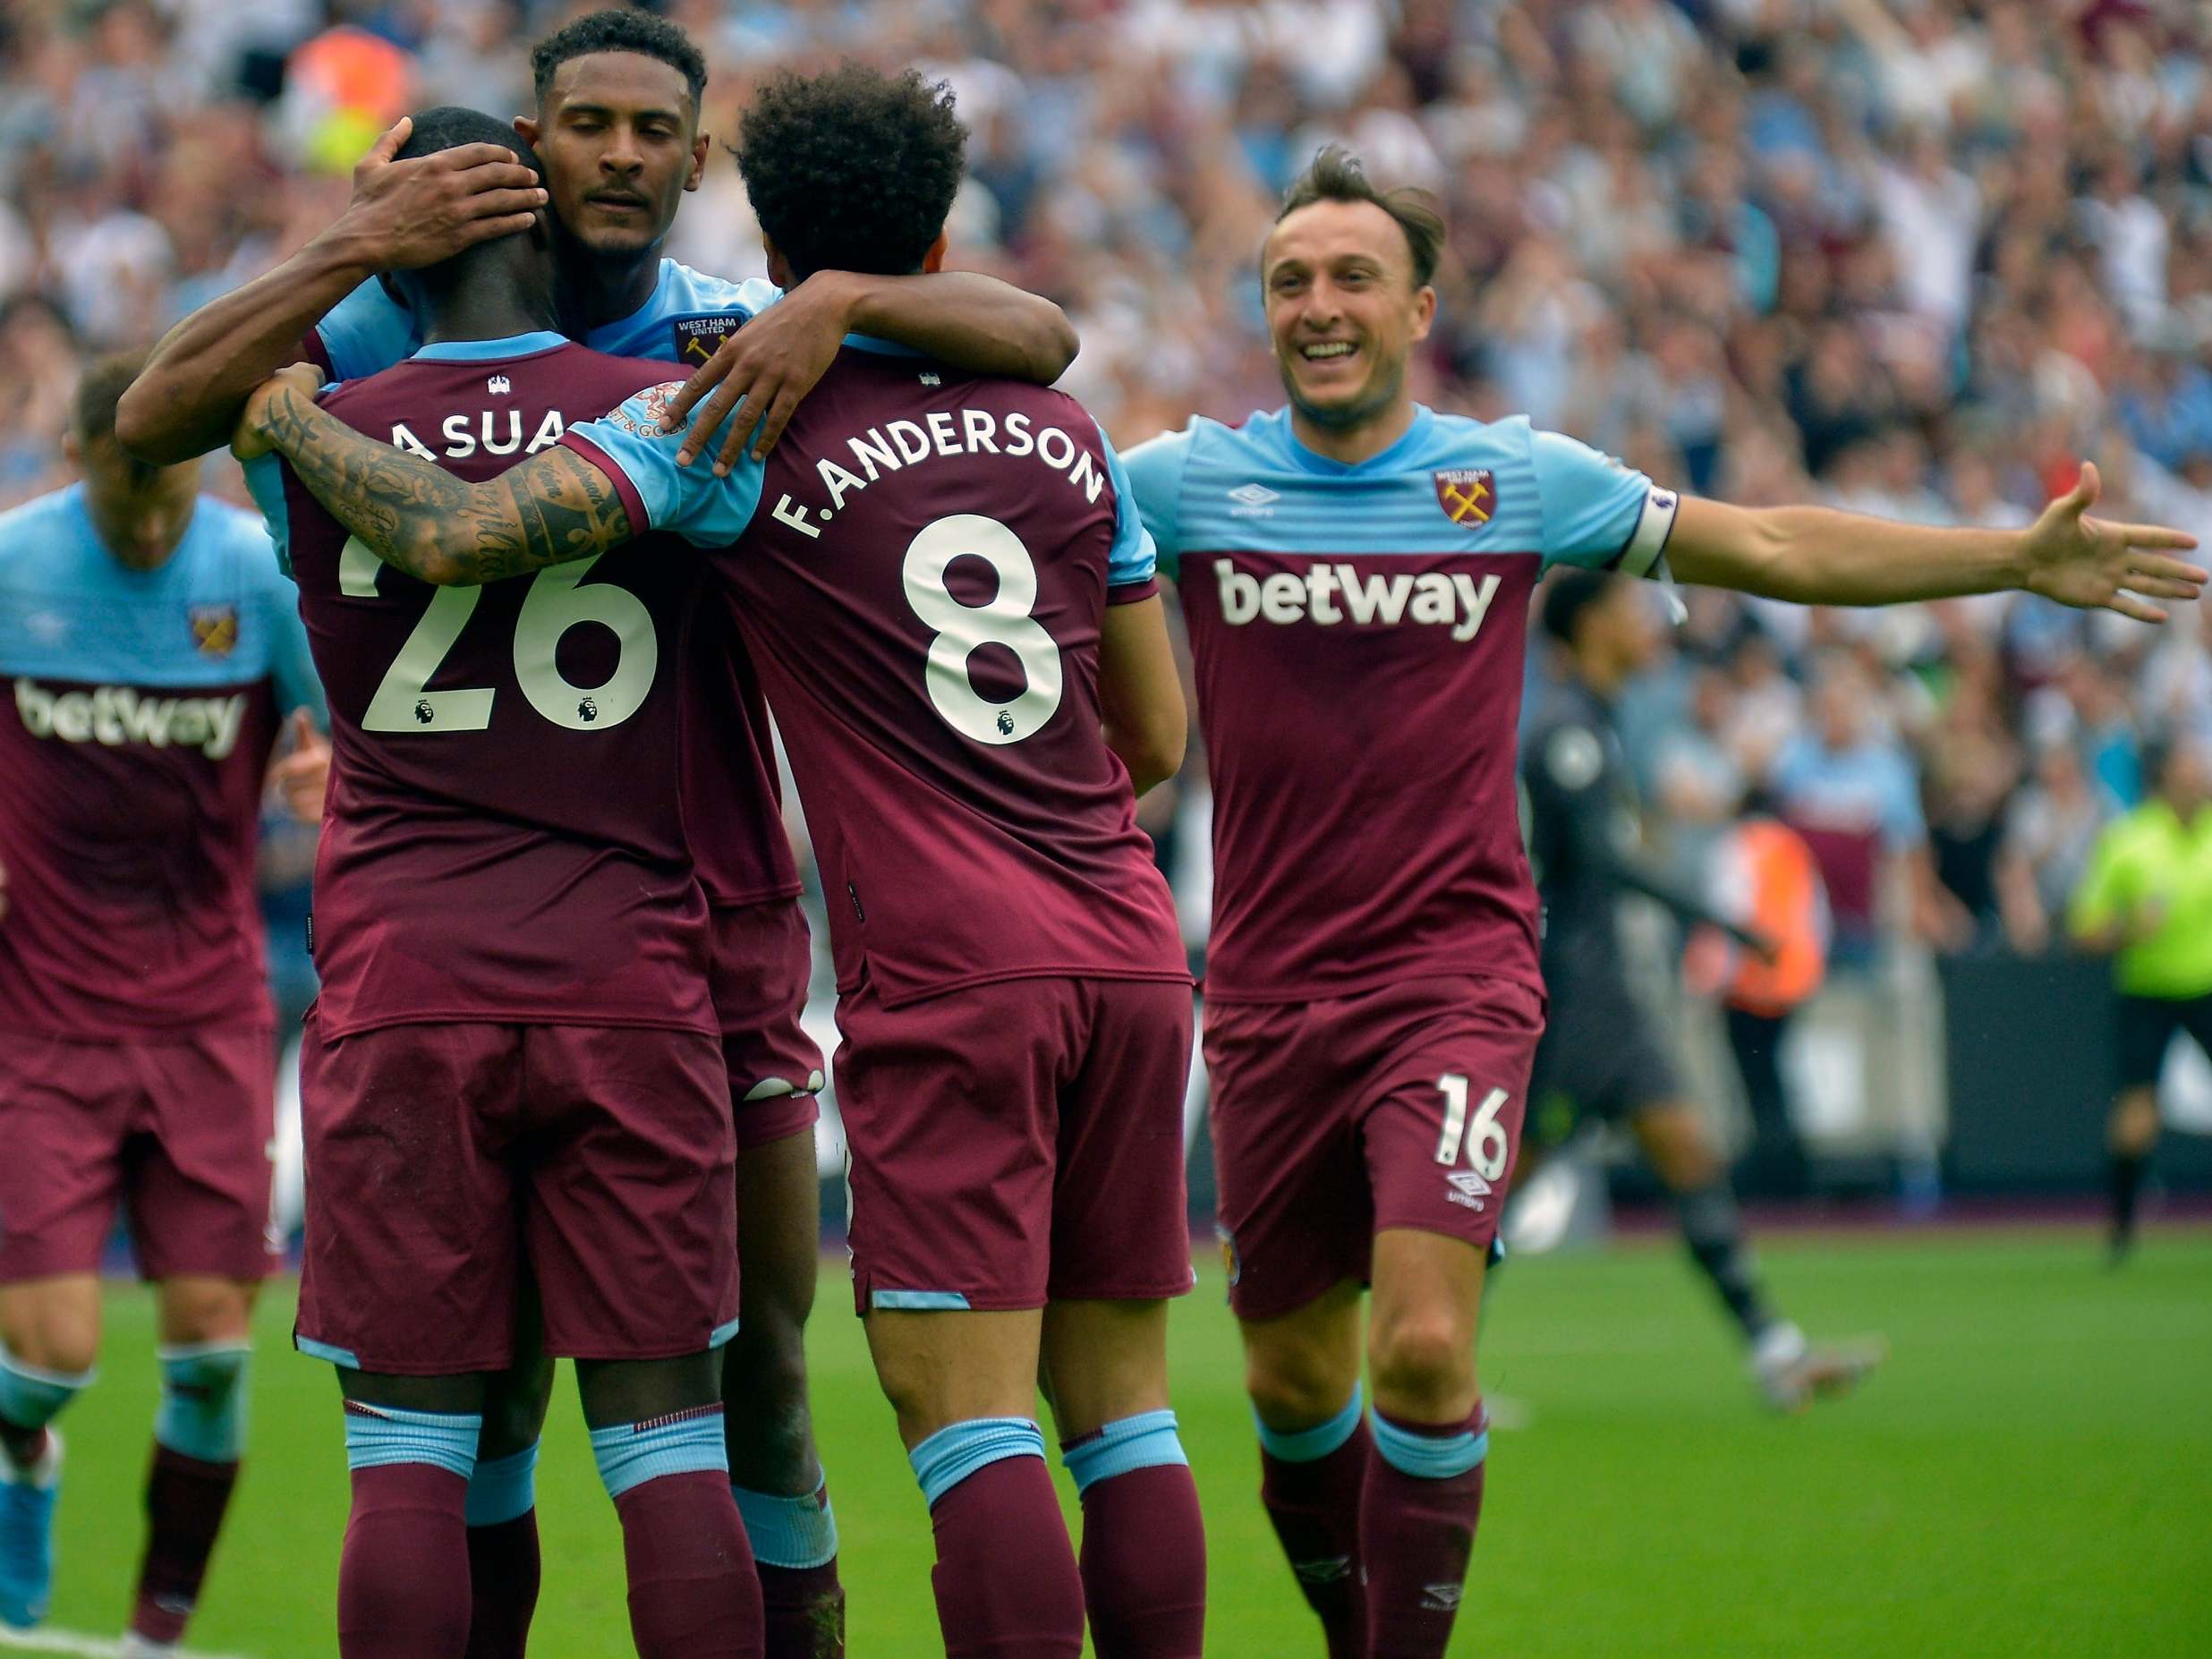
1061,1411,1205,1659
1675,1178,1778,1341
1360,1404,1489,1659
734,1476,845,1658
591,1405,762,1659
908,1417,1083,1657
1255,1386,1370,1659
464,1444,540,1659
131,1342,250,1646
336,1404,481,1659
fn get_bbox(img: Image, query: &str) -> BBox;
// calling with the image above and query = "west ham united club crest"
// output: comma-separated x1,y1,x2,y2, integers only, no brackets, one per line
189,603,238,657
1434,468,1496,530
671,313,744,366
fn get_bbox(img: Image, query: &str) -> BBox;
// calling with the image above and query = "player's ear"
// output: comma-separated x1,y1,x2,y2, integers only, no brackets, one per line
62,429,80,470
685,129,710,192
923,231,949,275
513,114,540,149
762,236,794,291
1410,283,1437,345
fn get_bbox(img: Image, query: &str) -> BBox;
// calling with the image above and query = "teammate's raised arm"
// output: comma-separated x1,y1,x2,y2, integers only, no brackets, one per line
235,368,638,586
1663,465,2203,620
115,117,547,465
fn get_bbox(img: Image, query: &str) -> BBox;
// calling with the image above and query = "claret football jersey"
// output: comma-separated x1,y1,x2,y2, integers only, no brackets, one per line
0,487,321,1035
245,332,717,1036
1121,405,1678,1002
307,261,800,909
564,339,1189,1008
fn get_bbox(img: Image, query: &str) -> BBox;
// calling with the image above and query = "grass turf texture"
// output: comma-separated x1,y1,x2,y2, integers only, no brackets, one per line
35,1228,2211,1657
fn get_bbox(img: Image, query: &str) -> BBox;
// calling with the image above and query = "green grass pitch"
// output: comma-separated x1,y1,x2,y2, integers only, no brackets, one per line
30,1228,2212,1657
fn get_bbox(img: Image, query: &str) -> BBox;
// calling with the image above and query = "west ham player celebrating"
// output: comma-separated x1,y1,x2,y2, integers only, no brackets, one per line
123,13,1080,1655
1111,149,2201,1659
235,67,1205,1659
0,353,324,1652
235,106,768,1659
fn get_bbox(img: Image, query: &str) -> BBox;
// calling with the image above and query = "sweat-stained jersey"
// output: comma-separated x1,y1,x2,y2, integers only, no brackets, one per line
1122,406,1678,1003
0,486,321,1036
305,260,799,908
243,332,715,1037
563,338,1189,1008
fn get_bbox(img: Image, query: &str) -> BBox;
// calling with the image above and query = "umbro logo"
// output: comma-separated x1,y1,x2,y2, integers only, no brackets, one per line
488,375,511,396
1292,1555,1352,1585
920,371,941,387
1421,1583,1464,1612
1228,481,1279,513
1446,1170,1492,1211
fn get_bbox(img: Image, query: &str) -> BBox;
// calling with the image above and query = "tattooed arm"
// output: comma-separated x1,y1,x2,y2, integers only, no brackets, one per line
235,369,639,585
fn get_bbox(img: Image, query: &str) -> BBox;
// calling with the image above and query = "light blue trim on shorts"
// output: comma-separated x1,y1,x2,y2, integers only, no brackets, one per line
295,1336,362,1370
870,1290,972,1312
1254,1383,1365,1464
710,1316,743,1348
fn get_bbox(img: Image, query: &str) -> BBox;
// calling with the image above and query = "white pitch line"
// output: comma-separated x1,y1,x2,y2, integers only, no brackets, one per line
0,1628,258,1659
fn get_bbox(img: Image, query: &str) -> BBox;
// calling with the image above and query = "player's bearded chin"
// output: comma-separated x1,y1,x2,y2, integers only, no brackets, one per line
1280,346,1401,432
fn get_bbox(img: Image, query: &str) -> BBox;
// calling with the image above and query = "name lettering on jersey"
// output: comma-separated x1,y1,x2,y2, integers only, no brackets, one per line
388,410,566,461
14,677,248,760
1212,559,1502,643
778,410,1107,536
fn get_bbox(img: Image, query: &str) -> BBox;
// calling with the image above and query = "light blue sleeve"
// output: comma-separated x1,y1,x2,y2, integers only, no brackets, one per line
1529,428,1668,574
312,277,421,382
238,453,293,578
1876,751,1927,848
1118,426,1194,580
563,385,766,547
1098,424,1159,591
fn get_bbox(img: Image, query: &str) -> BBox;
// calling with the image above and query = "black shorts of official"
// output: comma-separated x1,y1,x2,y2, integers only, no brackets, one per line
1527,979,1682,1138
2115,991,2212,1092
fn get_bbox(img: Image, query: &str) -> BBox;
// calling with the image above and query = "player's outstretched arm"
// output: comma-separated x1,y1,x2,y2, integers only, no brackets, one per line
1667,466,2204,621
235,370,635,587
1098,596,1187,796
667,271,1078,471
116,118,546,465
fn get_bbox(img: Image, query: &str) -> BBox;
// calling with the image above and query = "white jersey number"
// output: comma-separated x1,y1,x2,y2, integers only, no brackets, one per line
901,514,1063,744
341,539,657,734
1434,1074,1511,1180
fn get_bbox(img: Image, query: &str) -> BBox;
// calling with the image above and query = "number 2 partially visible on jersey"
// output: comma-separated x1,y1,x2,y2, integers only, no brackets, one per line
339,538,658,733
901,515,1063,744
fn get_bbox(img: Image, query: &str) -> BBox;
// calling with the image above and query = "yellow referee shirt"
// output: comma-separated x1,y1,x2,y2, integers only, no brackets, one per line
2070,799,2212,1000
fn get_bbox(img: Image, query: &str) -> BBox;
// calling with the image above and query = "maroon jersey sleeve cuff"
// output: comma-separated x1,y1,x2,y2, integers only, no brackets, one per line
1106,577,1161,606
558,430,652,536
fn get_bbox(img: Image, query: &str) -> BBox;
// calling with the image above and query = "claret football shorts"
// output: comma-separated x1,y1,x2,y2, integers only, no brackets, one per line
835,972,1196,1315
0,1026,278,1284
294,1014,737,1375
708,898,826,1151
1203,974,1544,1322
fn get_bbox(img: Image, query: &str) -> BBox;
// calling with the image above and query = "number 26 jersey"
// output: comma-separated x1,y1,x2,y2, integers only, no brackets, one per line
564,342,1187,1009
245,333,714,1037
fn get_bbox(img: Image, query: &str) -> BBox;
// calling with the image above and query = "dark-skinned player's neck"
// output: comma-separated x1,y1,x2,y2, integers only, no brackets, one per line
558,234,664,334
1288,393,1417,467
419,286,560,348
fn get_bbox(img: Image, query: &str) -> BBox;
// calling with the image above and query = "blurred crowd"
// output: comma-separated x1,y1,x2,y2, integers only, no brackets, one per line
4,0,2210,967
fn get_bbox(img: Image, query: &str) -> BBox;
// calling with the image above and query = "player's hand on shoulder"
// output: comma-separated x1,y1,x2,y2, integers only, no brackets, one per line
231,363,323,461
268,709,332,826
666,271,860,473
2021,462,2205,623
327,116,548,274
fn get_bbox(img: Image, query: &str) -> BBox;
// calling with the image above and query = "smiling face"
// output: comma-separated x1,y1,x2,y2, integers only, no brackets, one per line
517,51,708,259
1262,198,1435,437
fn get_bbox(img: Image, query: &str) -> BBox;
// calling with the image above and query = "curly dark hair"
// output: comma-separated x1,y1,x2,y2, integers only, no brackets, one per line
736,64,966,281
530,7,707,110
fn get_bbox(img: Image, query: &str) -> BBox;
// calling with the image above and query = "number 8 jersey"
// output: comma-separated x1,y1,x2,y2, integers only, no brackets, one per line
244,333,715,1037
563,340,1187,1009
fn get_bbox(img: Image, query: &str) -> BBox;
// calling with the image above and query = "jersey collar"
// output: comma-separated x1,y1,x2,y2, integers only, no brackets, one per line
412,331,569,362
1274,404,1435,477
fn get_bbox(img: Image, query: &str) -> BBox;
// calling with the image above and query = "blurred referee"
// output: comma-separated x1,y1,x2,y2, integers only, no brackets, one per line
2069,734,2212,1263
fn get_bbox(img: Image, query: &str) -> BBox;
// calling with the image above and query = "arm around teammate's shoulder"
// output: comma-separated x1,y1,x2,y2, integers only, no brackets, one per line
1665,467,2204,619
1098,595,1187,797
232,368,641,588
